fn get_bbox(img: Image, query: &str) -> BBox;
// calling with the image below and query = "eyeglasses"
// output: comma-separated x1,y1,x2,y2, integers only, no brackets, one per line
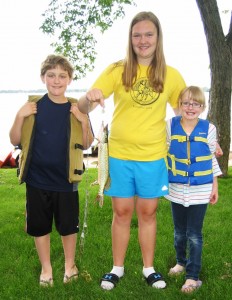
181,101,203,108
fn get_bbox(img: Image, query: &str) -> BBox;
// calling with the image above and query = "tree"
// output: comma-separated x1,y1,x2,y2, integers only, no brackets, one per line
196,0,232,176
41,0,232,176
40,0,135,80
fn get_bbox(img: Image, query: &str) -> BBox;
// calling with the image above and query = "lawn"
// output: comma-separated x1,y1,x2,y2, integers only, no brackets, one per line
0,167,231,300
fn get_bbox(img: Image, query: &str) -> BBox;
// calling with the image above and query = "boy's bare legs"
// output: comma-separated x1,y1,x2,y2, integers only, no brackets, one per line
62,233,78,282
34,234,53,282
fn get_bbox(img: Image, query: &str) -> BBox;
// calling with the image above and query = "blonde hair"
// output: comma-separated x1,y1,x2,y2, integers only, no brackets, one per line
40,54,74,78
179,86,206,107
119,11,166,93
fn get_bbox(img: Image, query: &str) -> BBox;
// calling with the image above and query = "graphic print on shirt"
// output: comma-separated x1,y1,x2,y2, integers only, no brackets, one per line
130,78,160,105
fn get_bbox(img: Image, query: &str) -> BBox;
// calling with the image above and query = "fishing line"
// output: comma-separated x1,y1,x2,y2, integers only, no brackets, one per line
79,100,106,256
79,100,91,256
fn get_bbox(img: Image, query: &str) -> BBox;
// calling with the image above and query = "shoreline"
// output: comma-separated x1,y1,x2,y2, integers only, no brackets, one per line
1,151,232,169
84,153,232,168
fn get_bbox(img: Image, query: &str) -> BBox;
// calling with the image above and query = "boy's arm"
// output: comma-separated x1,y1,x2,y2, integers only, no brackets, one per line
9,102,37,146
70,103,94,149
81,116,94,150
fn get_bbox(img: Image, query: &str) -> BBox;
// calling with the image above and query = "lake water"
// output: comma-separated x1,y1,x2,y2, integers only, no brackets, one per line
0,91,230,162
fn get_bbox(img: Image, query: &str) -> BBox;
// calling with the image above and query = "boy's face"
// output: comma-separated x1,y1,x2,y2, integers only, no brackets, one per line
41,65,72,97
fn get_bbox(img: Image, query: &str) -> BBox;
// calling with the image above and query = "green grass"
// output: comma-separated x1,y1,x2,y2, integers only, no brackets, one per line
0,167,232,300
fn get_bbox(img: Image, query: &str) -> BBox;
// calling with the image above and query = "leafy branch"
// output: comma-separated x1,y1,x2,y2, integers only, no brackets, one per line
40,0,135,79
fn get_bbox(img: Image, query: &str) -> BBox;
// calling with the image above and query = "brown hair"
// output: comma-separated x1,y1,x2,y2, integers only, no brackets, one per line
40,54,74,78
121,11,166,92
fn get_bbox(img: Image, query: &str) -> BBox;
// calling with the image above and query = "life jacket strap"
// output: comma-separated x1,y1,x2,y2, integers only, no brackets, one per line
194,136,208,143
168,153,213,177
74,169,84,175
75,143,84,150
175,169,213,177
195,154,212,162
171,135,188,142
171,134,208,144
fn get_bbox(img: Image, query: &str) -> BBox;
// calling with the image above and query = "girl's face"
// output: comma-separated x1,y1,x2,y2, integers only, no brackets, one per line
41,65,72,98
131,20,158,65
179,91,204,121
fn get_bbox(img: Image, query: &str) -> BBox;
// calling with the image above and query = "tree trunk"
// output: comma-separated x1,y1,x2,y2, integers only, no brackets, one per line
196,0,232,176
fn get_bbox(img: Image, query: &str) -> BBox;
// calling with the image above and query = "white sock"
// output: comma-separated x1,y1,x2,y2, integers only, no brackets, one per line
100,266,124,290
143,267,155,278
143,267,166,289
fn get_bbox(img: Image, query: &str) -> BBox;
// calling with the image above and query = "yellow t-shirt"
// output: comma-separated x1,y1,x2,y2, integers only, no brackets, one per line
92,63,186,161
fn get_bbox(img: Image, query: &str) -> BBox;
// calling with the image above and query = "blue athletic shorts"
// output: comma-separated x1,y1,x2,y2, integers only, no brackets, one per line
104,157,169,198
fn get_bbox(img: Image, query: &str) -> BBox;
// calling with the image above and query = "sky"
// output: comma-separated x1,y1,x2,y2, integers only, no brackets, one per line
0,0,230,91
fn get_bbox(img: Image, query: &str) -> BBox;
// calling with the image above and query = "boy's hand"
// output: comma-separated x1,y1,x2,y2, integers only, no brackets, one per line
70,103,87,123
18,102,37,118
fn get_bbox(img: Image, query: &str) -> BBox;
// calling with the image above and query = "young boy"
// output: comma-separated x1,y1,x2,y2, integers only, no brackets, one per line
9,54,94,286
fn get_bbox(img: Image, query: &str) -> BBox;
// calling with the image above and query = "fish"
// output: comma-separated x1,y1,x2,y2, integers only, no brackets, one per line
93,122,110,207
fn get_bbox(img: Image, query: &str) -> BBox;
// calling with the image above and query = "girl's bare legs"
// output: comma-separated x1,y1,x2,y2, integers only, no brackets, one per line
101,197,166,289
34,234,53,283
61,233,78,281
136,197,166,288
136,197,158,267
112,197,134,266
101,197,134,290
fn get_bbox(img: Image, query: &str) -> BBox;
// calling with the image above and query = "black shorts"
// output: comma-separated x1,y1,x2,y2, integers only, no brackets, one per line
25,184,79,237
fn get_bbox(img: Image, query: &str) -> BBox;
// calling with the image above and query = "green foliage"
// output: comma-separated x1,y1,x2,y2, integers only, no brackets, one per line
1,167,232,299
40,0,135,79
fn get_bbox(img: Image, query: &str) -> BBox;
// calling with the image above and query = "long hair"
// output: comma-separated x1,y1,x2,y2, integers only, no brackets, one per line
122,11,166,93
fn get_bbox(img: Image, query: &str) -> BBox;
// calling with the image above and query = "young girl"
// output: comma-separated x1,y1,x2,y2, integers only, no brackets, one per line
165,86,222,293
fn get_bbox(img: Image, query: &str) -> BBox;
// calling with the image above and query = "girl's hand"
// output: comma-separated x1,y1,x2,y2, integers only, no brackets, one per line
86,88,105,107
209,177,218,205
215,142,223,157
209,191,218,205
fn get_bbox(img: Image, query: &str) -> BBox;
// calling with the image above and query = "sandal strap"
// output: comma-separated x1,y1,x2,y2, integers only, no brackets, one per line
101,273,119,286
146,272,164,286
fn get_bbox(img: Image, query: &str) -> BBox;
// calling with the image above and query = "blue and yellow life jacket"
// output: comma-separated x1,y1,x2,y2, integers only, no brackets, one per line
167,116,213,185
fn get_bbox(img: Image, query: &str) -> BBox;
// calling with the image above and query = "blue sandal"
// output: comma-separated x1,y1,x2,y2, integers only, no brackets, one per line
100,273,120,288
145,272,165,287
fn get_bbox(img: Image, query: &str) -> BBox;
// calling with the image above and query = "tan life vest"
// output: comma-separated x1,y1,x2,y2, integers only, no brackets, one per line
18,95,84,183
